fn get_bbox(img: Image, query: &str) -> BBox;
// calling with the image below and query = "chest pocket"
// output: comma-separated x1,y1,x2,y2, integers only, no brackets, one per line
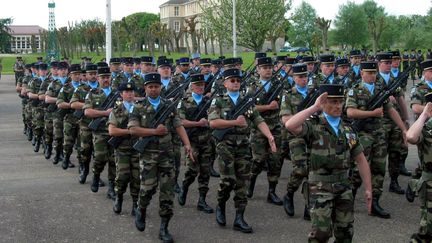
357,94,369,107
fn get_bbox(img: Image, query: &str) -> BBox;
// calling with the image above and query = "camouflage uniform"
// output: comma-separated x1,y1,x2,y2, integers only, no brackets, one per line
40,77,55,154
27,76,45,144
111,72,143,91
108,102,140,202
128,97,181,218
298,114,363,243
208,93,265,210
345,82,391,197
18,74,32,131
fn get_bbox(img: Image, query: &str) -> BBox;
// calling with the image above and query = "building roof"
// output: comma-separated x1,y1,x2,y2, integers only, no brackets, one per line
160,0,190,7
8,25,46,35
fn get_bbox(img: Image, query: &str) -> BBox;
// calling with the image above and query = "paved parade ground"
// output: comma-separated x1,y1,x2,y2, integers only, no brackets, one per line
0,74,421,242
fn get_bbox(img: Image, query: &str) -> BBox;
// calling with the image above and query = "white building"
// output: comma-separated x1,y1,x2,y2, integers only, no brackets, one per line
8,25,45,53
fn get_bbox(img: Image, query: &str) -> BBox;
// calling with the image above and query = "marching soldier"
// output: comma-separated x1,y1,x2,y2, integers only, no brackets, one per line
13,56,25,85
177,74,214,214
284,84,372,243
282,57,297,90
247,57,283,205
109,57,122,80
133,58,141,75
345,61,407,218
190,53,201,74
410,49,418,82
83,66,117,200
314,54,336,86
112,57,142,89
172,57,191,82
334,58,354,88
417,50,425,79
108,82,140,215
402,49,410,72
128,73,194,243
349,50,362,82
208,68,276,233
16,64,33,136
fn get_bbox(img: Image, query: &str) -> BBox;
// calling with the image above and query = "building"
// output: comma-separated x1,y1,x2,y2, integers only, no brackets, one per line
8,25,46,53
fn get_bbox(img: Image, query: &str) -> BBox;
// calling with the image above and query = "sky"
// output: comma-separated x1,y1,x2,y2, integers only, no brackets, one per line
1,0,430,29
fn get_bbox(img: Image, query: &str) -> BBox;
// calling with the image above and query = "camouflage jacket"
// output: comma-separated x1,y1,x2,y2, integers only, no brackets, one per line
111,72,143,91
27,77,43,107
178,95,211,143
411,81,432,108
83,87,113,132
57,81,81,121
108,101,136,150
415,119,432,172
71,82,92,124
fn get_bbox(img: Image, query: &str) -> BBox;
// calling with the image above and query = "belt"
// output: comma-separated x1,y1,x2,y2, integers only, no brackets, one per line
309,172,348,183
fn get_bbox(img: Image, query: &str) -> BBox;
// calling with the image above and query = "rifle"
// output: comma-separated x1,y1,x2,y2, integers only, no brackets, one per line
212,78,272,142
261,66,293,105
240,64,284,92
185,92,218,137
133,94,183,153
204,68,222,95
351,63,416,132
163,77,191,99
88,91,121,131
73,109,84,119
108,115,130,149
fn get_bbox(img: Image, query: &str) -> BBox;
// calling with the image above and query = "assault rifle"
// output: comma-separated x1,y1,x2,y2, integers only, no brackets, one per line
185,92,218,137
108,116,130,149
163,77,191,99
204,68,222,95
88,91,120,131
133,94,183,153
260,66,293,105
350,63,416,132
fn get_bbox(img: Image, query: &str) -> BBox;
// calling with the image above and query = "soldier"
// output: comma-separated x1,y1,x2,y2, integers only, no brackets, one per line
427,49,432,60
314,54,336,86
282,57,297,90
406,96,432,243
346,61,407,218
280,63,314,218
108,82,140,215
173,57,191,82
211,58,238,96
112,57,141,89
13,56,25,85
208,68,276,233
402,49,410,72
70,64,98,184
133,58,141,75
190,53,201,74
285,84,372,243
334,58,354,88
410,49,418,82
349,50,362,82
45,61,69,165
16,64,33,135
417,50,425,79
177,74,214,213
83,67,117,200
57,64,82,169
109,57,122,80
200,58,213,83
247,57,283,205
128,73,194,243
140,56,153,79
27,63,48,153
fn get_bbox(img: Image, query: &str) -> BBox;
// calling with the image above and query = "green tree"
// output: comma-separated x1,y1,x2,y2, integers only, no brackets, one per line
288,1,318,53
0,18,13,53
333,2,368,50
362,0,387,52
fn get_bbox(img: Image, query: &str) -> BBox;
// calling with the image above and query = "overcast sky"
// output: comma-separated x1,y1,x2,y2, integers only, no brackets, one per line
1,0,430,29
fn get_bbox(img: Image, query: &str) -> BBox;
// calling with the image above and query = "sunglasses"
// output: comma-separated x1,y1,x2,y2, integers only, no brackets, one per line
229,79,241,83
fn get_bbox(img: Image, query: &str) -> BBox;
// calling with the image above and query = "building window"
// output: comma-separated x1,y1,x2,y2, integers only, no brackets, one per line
174,21,180,32
35,36,40,49
174,6,179,16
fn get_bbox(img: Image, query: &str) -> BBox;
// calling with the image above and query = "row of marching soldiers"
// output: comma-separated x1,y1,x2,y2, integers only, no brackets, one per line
14,50,432,242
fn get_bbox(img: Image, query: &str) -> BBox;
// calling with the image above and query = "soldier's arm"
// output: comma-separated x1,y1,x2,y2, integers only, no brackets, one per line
346,107,380,119
70,101,85,110
397,95,409,121
407,103,432,144
108,112,129,137
57,92,71,109
388,107,408,133
412,104,424,115
208,99,242,129
257,121,276,152
85,108,111,118
354,152,372,213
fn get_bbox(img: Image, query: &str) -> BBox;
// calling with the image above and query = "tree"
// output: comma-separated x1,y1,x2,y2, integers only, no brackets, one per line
288,1,318,52
267,18,290,53
333,2,368,49
362,0,387,53
315,17,331,51
0,18,12,53
185,15,199,53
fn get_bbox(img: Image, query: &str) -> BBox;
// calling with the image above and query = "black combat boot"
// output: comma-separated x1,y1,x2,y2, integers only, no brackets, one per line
52,145,62,165
113,193,123,214
33,136,41,152
267,182,283,205
233,208,253,233
159,217,174,243
406,184,415,203
400,162,412,177
370,195,391,219
91,174,100,193
44,144,52,160
197,193,214,213
216,202,226,226
174,181,181,194
23,124,27,135
27,127,33,141
31,135,36,146
247,175,257,198
178,183,189,206
303,205,311,221
131,199,138,216
389,177,405,194
283,191,295,216
352,188,357,200
62,153,70,170
135,207,146,232
209,159,220,177
107,180,116,200
79,162,89,184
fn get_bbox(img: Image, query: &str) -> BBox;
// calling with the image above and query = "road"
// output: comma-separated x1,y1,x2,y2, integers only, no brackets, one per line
0,74,419,242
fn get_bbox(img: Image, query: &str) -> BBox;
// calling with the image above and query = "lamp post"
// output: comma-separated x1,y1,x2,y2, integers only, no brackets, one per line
106,0,112,63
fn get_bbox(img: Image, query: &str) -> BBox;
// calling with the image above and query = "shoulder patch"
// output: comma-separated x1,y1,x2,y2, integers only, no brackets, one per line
177,102,182,109
211,99,217,106
348,89,354,97
307,79,313,86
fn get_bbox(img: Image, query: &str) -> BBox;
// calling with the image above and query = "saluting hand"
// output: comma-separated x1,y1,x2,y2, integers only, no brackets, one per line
313,92,328,111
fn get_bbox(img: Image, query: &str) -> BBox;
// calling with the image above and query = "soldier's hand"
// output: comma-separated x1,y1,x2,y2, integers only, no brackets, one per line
106,108,113,115
423,102,432,118
267,136,277,153
205,93,212,98
389,95,397,104
372,107,384,118
268,100,279,110
184,144,195,163
313,92,328,111
198,118,209,127
236,115,248,128
365,189,372,214
154,124,168,136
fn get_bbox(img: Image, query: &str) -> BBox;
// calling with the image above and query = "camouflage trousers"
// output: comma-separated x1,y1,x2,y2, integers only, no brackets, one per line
182,139,212,194
308,183,354,243
21,99,28,126
216,139,252,210
114,148,140,200
172,133,181,182
351,129,387,197
44,110,54,145
250,128,282,184
287,136,309,193
418,181,432,237
384,122,408,178
31,105,44,137
25,102,32,128
63,115,80,156
53,115,64,151
138,146,175,218
92,132,115,181
79,123,93,164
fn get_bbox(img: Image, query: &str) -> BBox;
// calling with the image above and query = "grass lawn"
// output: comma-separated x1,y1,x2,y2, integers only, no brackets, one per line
0,51,296,74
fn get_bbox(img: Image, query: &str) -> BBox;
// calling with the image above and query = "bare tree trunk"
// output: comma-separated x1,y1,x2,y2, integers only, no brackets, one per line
185,32,191,54
271,38,277,53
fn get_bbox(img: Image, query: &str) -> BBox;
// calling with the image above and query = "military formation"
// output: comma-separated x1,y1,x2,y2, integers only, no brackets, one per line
13,49,432,242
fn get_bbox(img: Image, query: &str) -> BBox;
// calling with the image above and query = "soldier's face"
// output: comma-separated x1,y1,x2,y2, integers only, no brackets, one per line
361,71,377,83
276,62,285,71
51,68,59,76
71,73,81,81
323,98,344,117
145,84,162,99
391,59,400,68
192,59,200,66
158,66,172,78
210,65,218,74
350,56,361,65
306,63,315,72
121,90,135,102
294,74,307,87
124,64,134,73
180,64,189,72
141,63,152,73
258,65,273,80
379,61,391,73
38,69,48,77
200,65,211,74
110,64,121,72
424,70,432,81
285,65,294,75
98,75,111,88
87,72,97,82
191,82,205,94
321,63,335,76
337,66,349,76
224,77,241,92
58,68,68,77
134,63,141,70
